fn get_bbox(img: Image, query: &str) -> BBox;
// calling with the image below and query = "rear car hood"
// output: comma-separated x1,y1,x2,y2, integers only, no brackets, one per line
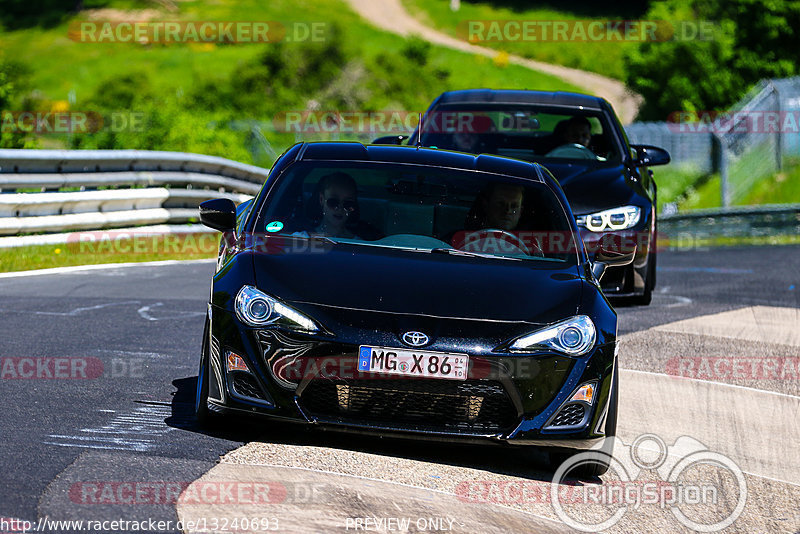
539,161,639,214
250,243,582,324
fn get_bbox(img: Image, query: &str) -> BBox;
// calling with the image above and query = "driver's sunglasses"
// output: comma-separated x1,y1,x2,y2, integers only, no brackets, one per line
325,198,357,212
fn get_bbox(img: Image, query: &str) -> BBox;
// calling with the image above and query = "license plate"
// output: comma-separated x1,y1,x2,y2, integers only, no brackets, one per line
357,346,469,380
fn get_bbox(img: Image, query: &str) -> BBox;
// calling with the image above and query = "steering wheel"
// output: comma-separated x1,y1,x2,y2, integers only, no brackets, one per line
455,228,544,257
546,143,598,160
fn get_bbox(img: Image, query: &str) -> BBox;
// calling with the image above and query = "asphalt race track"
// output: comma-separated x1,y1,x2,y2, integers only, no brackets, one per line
1,246,798,533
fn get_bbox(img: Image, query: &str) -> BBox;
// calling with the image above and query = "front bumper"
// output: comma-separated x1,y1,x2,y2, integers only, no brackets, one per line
205,307,617,449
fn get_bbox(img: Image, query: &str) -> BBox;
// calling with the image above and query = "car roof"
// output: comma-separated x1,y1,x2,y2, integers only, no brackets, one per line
294,141,549,184
429,89,608,111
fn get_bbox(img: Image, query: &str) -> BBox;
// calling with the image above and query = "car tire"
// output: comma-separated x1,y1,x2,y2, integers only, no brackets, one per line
630,255,654,305
548,365,618,478
195,316,220,428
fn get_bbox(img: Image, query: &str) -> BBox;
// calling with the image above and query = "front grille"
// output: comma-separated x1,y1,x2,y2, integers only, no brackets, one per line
549,403,585,427
300,379,518,434
231,372,267,400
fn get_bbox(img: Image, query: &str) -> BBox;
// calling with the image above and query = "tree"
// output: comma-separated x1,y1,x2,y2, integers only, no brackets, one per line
625,0,800,120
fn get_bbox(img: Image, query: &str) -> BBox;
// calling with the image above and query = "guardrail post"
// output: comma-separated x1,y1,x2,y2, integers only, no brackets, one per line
772,83,783,171
713,133,730,207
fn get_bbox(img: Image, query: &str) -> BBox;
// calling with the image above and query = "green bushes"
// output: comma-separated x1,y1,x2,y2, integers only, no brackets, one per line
69,24,457,164
0,60,34,148
625,0,800,120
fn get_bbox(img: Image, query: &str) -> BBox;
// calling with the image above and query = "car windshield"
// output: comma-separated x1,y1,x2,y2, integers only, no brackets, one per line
254,161,579,264
418,103,620,164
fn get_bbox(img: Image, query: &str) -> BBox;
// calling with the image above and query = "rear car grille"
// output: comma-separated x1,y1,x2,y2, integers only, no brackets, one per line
299,379,518,434
549,403,585,427
231,372,267,401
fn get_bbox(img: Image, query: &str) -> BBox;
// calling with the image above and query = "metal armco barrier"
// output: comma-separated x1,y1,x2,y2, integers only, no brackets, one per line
0,149,267,242
659,203,800,239
1,149,796,247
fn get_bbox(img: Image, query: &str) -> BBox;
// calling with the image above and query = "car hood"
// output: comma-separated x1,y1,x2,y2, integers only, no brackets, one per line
539,161,642,215
250,243,582,324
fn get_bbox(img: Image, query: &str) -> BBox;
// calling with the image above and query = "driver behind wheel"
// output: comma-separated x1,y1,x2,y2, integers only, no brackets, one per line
545,116,598,160
459,183,544,256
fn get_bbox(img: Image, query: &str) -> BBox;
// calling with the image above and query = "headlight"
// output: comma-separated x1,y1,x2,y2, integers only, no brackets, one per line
235,285,319,332
509,315,596,355
576,206,641,232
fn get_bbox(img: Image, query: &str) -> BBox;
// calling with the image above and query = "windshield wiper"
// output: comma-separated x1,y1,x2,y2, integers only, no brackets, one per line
307,235,338,246
430,248,522,261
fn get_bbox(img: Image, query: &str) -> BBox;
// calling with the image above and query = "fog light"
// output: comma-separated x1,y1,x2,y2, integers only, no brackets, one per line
226,351,249,372
570,383,595,404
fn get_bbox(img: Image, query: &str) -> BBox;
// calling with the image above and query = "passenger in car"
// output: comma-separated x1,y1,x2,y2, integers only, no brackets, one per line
314,172,358,238
297,172,382,240
450,114,497,154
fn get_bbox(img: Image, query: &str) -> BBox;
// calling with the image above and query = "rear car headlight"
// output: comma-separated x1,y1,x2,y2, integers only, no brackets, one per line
235,285,319,332
576,205,641,232
509,315,596,356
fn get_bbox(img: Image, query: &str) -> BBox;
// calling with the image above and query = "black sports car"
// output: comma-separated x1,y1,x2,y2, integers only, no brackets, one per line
196,142,633,474
377,90,669,304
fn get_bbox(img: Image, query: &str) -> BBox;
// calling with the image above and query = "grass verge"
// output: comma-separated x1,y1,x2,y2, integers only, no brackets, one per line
0,233,218,273
400,0,640,80
1,0,582,110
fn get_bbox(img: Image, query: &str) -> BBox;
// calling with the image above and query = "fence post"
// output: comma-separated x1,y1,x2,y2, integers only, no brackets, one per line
772,83,783,171
713,133,730,207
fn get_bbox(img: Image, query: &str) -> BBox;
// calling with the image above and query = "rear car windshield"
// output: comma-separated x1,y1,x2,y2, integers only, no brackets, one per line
253,161,579,264
418,104,621,163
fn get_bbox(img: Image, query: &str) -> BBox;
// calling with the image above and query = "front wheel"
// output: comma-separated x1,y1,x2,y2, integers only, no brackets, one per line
630,254,655,305
548,365,618,478
195,316,219,428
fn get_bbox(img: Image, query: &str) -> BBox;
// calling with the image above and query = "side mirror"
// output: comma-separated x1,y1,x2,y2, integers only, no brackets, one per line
199,198,237,232
372,135,408,145
591,234,636,281
631,144,670,166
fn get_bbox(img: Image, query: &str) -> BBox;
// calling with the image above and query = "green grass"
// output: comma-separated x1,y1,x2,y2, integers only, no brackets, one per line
0,0,582,108
661,233,800,248
676,156,800,211
678,173,721,210
401,0,641,80
653,165,707,212
741,160,800,205
0,233,218,273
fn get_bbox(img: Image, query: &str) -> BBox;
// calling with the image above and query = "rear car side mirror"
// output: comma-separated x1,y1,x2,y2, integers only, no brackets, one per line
372,135,408,145
591,234,636,280
199,198,237,232
631,144,670,166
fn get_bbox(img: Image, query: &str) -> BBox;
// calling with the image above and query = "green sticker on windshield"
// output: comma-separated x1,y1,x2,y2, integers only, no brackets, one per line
266,221,284,233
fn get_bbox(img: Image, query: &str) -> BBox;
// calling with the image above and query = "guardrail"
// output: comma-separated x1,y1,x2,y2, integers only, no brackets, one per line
0,149,269,245
659,203,800,239
1,149,796,249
